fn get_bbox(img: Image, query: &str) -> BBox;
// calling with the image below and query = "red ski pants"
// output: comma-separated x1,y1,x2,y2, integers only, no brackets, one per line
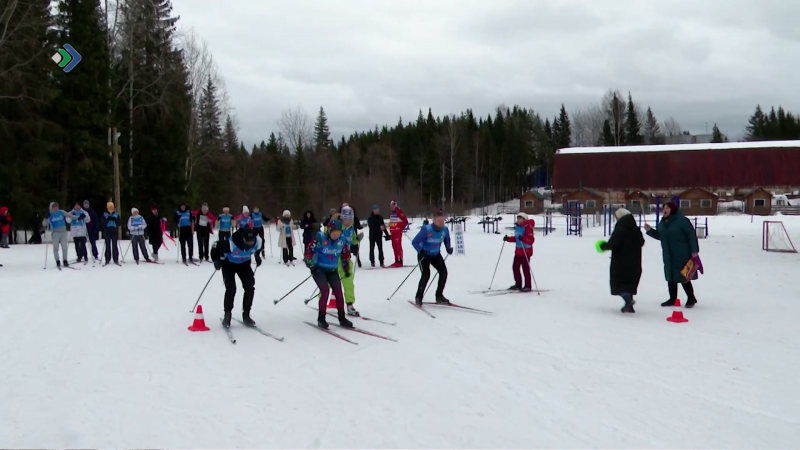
391,233,403,262
513,254,531,289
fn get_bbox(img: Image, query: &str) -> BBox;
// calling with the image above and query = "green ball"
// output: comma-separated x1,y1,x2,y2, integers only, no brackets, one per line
594,240,607,253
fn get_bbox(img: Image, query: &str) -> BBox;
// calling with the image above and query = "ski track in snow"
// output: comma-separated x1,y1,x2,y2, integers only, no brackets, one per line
2,214,800,447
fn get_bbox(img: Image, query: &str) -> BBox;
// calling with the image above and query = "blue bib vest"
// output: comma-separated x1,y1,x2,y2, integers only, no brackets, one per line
71,210,85,228
311,232,345,271
49,211,66,230
225,238,259,264
130,216,145,228
238,216,251,228
104,212,119,228
219,214,232,231
284,223,291,236
420,224,448,255
514,224,531,251
177,210,191,227
252,212,263,228
342,227,355,246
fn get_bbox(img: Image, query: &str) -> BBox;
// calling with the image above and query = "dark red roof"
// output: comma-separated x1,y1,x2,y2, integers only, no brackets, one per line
553,142,800,190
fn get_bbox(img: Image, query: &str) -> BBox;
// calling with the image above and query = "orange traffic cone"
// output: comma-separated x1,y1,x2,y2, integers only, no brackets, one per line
327,297,337,309
666,298,689,323
188,304,210,331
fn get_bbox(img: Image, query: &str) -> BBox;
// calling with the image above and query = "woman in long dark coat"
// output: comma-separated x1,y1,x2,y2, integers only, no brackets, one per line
644,202,700,308
598,208,644,313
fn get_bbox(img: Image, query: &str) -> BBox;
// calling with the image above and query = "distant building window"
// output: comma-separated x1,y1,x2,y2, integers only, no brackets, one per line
524,200,533,208
754,198,766,207
680,199,691,209
585,200,596,209
631,200,642,210
700,199,712,208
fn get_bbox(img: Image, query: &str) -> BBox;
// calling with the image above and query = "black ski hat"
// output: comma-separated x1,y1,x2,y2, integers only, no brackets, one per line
241,228,256,246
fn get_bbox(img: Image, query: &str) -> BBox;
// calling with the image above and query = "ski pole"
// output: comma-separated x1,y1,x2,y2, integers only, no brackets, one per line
303,286,320,305
100,239,106,265
273,274,312,305
122,240,131,263
43,241,49,269
191,269,218,312
423,254,450,297
386,257,423,301
267,225,273,258
488,241,506,290
522,253,540,295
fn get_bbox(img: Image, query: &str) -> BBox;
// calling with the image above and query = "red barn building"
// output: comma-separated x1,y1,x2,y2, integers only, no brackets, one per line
553,141,800,211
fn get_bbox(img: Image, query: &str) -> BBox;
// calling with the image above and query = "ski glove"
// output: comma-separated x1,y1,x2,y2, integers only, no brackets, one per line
213,260,221,270
503,236,509,242
384,234,391,241
256,258,262,267
446,247,453,255
594,240,607,253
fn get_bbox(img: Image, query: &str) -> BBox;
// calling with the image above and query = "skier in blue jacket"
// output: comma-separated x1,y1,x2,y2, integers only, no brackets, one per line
411,210,453,305
211,227,263,328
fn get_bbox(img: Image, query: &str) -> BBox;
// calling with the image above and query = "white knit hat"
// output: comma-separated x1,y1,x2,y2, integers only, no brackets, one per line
615,207,631,220
242,205,249,213
517,212,529,221
131,207,139,214
341,206,354,221
282,210,291,218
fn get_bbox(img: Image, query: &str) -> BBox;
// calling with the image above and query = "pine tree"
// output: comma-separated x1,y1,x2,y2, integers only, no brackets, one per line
52,0,113,204
624,92,643,145
557,104,571,149
711,124,724,143
598,120,615,146
313,106,331,150
222,115,239,153
643,107,664,144
745,105,766,141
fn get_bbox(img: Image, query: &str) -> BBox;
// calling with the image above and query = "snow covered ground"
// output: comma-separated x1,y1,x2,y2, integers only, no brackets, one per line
2,215,800,448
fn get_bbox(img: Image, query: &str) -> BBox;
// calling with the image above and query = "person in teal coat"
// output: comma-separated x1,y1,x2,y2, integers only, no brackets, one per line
644,201,700,308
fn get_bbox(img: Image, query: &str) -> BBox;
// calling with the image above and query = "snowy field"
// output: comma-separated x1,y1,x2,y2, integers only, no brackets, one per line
2,214,800,448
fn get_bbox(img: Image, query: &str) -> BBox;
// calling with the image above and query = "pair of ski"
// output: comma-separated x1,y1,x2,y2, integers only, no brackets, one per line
58,265,81,271
468,288,549,296
407,300,493,318
304,319,397,345
182,260,201,266
220,317,284,344
363,264,415,270
101,261,122,267
304,303,396,326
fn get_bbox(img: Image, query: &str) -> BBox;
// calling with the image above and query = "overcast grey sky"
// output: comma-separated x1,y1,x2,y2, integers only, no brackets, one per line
171,0,800,146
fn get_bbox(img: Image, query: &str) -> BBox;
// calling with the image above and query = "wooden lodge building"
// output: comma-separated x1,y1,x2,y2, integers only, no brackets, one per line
552,140,800,215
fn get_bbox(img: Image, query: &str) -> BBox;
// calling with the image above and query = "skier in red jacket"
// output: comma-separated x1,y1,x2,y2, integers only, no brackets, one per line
503,212,535,292
0,206,11,248
388,200,408,267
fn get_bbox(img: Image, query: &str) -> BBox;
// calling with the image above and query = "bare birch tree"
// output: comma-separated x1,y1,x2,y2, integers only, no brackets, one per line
278,106,312,154
662,117,682,142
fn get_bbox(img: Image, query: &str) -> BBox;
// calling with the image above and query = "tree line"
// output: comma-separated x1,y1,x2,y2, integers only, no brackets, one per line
2,0,798,231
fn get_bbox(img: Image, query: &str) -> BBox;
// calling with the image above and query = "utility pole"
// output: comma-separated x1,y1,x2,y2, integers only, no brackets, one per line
112,128,122,239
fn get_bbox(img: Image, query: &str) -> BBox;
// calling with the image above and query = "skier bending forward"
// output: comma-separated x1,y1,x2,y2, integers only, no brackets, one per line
211,227,263,328
305,219,353,329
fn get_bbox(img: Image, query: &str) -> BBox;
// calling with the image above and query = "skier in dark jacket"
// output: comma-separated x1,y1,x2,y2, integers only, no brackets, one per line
211,227,263,328
351,207,364,267
366,205,390,267
596,208,644,313
82,200,100,259
645,202,700,308
146,205,166,262
300,210,317,249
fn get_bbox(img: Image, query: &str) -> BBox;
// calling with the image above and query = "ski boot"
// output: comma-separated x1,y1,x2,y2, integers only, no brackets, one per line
153,254,159,262
435,295,451,305
621,297,636,313
415,296,423,306
222,311,232,328
242,311,256,327
661,299,676,307
317,312,329,329
685,297,698,308
338,312,354,328
508,284,521,291
346,304,360,317
62,260,69,267
370,261,375,268
56,260,61,269
520,286,532,293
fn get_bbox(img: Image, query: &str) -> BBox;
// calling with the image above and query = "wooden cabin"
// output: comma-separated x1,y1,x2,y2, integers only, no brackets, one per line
677,188,718,216
519,191,545,214
625,191,653,214
742,188,772,215
561,188,605,214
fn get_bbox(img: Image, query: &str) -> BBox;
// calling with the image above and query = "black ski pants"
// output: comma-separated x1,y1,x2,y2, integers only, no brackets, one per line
219,230,231,241
282,238,294,263
313,269,346,317
416,252,447,298
179,226,194,261
369,235,384,264
668,281,696,302
196,226,210,260
222,260,255,313
73,236,88,261
104,231,119,263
